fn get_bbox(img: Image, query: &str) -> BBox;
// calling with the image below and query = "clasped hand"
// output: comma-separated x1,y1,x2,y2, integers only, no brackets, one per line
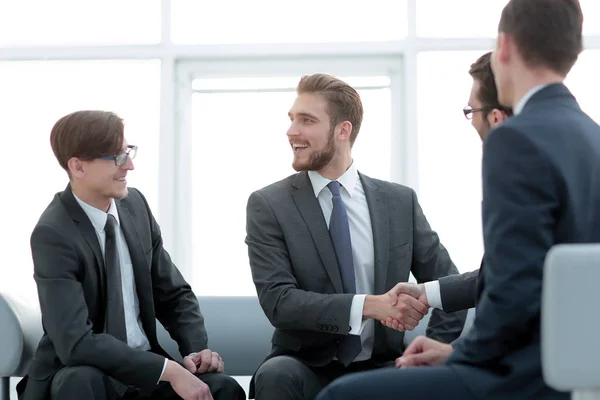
396,336,453,367
377,282,430,331
183,349,224,374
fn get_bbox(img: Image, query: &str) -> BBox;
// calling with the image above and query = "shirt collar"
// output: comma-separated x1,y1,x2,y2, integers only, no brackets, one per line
514,84,550,115
73,193,120,234
307,161,359,198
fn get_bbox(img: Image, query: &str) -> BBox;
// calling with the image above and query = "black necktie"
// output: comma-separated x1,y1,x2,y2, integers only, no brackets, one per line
327,181,362,366
104,214,129,396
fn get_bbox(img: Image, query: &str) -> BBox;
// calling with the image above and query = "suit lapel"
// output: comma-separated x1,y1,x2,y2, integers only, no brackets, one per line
291,172,344,293
360,173,390,294
116,201,157,339
60,185,106,290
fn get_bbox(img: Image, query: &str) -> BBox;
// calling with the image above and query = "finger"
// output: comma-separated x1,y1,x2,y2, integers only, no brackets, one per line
403,338,425,356
398,351,435,367
183,355,197,373
384,317,403,330
405,294,429,315
208,353,220,372
402,314,420,329
197,351,213,374
218,360,225,373
397,295,428,320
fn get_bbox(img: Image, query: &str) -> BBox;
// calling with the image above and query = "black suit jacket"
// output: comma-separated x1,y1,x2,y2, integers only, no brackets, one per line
17,186,208,400
447,83,600,399
246,171,467,396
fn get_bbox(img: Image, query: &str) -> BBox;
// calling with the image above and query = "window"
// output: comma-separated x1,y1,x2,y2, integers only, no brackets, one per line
0,0,161,46
189,76,393,295
417,51,487,274
0,60,161,294
171,0,407,44
416,0,507,38
580,0,600,35
565,50,600,124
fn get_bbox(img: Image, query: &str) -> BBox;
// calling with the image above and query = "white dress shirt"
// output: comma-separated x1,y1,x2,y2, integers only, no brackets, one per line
308,162,375,362
73,194,168,380
423,85,552,310
514,84,550,115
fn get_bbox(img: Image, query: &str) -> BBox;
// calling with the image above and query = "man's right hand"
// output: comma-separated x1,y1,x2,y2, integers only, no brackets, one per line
363,287,428,331
161,360,214,400
381,282,430,330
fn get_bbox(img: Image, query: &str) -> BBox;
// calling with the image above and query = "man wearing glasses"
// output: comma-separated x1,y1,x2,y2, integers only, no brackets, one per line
17,110,245,400
382,51,513,345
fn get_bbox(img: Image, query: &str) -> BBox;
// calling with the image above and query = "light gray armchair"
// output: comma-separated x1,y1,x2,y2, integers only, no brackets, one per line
0,295,275,400
543,244,600,400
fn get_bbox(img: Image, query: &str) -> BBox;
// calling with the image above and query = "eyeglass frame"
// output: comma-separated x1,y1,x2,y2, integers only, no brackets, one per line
463,105,511,120
98,145,137,166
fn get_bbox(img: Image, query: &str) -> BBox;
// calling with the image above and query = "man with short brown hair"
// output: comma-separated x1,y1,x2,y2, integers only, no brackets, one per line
17,110,245,400
245,73,466,400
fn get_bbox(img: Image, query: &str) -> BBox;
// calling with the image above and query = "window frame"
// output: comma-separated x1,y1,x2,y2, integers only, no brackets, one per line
1,0,600,282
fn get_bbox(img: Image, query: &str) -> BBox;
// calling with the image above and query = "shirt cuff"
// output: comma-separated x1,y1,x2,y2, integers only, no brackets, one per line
348,294,368,335
424,281,443,310
157,358,168,384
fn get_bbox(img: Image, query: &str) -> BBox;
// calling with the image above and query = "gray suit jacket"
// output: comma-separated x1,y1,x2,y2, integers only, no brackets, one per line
246,171,466,372
438,267,481,313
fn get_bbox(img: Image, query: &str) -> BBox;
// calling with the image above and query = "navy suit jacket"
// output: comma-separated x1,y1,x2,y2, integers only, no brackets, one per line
446,83,600,399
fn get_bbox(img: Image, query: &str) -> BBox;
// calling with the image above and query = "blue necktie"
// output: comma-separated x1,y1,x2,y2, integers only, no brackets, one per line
327,181,362,366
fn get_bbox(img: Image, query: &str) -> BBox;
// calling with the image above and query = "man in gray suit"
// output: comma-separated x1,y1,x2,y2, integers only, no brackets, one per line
245,73,467,400
384,52,513,321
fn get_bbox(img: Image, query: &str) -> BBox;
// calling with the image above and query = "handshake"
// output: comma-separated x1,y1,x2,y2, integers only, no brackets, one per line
363,282,430,332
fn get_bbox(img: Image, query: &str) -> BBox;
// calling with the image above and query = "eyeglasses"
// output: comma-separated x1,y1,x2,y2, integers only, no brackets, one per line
463,105,494,120
98,145,137,166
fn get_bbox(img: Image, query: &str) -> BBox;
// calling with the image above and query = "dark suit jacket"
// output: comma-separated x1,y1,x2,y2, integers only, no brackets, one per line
447,83,600,399
17,186,208,400
246,171,467,396
438,265,481,313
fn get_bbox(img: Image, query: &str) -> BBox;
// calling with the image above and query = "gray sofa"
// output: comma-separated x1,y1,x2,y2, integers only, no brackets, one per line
0,292,474,399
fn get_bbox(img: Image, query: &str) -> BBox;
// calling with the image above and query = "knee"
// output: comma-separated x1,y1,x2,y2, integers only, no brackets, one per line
206,374,246,399
52,366,106,397
255,355,306,388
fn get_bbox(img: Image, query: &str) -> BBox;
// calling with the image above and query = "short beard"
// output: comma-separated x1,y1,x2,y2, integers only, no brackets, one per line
292,126,336,172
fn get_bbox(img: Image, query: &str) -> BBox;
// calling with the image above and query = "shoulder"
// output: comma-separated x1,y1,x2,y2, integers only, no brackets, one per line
359,172,415,198
250,173,300,200
34,191,72,232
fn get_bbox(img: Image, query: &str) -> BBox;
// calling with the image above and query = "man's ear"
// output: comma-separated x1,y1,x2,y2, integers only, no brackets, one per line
67,157,86,179
335,121,353,142
488,109,509,128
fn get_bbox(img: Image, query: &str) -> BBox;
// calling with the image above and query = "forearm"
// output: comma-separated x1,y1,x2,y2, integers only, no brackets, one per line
68,331,166,388
259,286,354,333
438,270,479,313
152,243,208,355
155,285,208,355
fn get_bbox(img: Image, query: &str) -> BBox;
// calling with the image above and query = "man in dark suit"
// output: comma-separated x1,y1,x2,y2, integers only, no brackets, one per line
17,111,245,400
383,52,513,319
245,73,467,400
316,0,593,399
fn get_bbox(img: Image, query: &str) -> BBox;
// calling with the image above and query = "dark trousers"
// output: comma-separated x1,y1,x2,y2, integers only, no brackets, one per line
50,366,246,400
315,365,475,400
254,356,388,400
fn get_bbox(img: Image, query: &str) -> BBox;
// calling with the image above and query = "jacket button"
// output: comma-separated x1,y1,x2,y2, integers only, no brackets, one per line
317,324,322,329
333,326,339,332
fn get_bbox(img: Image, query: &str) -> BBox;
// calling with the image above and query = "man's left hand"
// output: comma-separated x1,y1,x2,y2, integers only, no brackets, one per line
183,349,224,374
395,336,452,368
